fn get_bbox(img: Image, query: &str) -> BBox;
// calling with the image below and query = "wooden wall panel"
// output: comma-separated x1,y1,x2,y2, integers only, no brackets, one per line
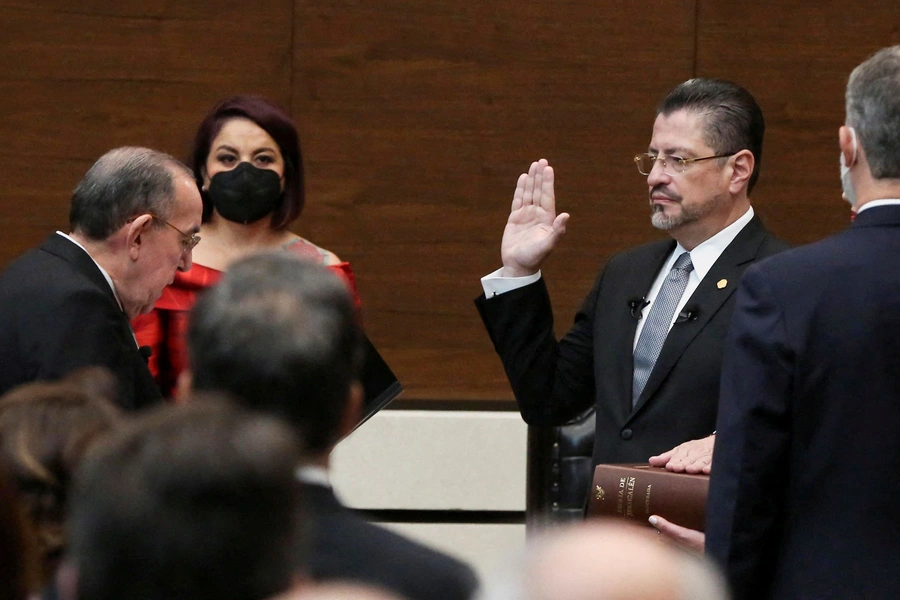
696,1,900,245
293,0,696,400
5,1,897,404
0,0,293,264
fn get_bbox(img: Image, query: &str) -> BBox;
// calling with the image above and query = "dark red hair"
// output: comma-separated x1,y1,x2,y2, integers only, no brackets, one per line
190,96,304,228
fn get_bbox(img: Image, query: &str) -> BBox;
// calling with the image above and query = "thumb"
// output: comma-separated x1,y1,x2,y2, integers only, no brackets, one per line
551,212,570,237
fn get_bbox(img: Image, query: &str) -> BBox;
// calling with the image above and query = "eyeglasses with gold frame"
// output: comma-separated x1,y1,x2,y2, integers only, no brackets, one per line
634,152,735,176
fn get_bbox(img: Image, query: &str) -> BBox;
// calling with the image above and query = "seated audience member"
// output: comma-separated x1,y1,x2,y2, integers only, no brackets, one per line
0,370,123,586
477,521,728,600
64,399,306,600
0,147,202,409
133,95,400,416
0,464,40,600
185,253,478,600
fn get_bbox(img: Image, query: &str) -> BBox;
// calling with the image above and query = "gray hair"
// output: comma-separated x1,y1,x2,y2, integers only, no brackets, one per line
846,45,900,179
188,253,363,454
69,146,193,240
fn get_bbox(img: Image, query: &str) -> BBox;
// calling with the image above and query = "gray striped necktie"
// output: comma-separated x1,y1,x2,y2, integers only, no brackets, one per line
632,252,694,406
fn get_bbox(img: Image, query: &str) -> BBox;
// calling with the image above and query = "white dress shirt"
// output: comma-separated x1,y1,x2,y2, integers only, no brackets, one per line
480,207,756,349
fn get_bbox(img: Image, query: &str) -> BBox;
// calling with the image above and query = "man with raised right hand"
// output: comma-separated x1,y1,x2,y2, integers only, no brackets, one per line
476,79,788,545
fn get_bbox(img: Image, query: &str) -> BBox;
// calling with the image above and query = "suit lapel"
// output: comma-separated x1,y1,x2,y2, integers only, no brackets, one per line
629,217,770,417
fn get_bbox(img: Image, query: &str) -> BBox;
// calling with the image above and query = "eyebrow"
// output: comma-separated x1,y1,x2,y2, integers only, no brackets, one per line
212,144,278,156
647,145,691,156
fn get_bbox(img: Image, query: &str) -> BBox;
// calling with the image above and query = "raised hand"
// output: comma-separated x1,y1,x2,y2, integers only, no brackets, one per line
500,159,570,277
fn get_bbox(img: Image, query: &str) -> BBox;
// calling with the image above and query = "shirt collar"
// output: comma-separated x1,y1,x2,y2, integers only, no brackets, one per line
56,231,124,310
855,199,900,214
673,206,754,281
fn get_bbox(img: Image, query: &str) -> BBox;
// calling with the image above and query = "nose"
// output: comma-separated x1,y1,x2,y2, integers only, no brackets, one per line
646,158,670,188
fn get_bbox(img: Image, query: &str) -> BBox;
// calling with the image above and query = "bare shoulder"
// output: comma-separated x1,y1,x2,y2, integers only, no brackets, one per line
283,235,342,266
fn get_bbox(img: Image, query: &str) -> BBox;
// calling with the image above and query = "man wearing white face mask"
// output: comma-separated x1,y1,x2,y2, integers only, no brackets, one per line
840,126,859,208
706,45,900,600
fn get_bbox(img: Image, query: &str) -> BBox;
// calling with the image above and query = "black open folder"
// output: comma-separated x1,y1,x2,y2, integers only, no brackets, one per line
354,332,402,433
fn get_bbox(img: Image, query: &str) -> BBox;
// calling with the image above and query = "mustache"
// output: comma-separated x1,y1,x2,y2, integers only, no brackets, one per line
650,185,681,202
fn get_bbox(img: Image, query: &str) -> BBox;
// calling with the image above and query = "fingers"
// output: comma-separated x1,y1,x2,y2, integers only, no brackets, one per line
537,161,553,210
649,515,705,554
522,161,538,206
532,163,544,206
653,435,715,473
519,159,551,208
511,173,527,211
648,448,675,467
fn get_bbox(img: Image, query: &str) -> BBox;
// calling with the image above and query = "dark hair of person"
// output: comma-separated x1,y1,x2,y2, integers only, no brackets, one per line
190,96,305,229
68,398,304,600
657,78,765,194
0,463,40,600
69,146,193,240
0,373,122,584
188,254,363,453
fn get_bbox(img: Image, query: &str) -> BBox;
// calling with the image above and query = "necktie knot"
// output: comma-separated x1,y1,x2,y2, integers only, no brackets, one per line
673,252,693,273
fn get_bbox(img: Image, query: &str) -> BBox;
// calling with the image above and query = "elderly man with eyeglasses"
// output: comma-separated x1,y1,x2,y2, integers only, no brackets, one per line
0,147,202,410
476,79,788,549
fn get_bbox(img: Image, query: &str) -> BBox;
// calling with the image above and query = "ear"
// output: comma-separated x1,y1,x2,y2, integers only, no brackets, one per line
336,381,364,441
839,125,857,166
126,214,154,260
174,369,193,404
727,149,754,194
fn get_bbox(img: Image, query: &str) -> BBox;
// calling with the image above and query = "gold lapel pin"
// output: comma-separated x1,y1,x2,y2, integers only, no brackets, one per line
717,279,728,289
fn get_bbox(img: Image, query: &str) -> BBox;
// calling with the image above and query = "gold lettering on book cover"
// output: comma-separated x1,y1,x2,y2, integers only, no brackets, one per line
617,477,626,515
625,476,636,517
645,484,652,515
595,485,605,501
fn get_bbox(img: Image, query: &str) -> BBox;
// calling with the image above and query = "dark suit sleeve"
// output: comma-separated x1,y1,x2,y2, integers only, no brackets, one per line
705,264,793,600
475,275,599,426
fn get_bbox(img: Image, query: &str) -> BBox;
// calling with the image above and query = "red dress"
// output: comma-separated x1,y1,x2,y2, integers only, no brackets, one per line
132,239,360,397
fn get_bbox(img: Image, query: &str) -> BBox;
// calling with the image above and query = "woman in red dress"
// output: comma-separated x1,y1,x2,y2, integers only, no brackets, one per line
133,96,398,412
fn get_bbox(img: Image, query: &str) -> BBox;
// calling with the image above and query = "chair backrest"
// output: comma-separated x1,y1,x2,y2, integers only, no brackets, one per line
525,407,595,530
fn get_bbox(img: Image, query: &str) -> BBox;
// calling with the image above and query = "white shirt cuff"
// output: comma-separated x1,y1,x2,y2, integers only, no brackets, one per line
481,268,542,297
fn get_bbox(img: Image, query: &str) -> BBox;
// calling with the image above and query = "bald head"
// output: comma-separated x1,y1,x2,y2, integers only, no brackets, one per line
273,583,405,600
480,521,728,600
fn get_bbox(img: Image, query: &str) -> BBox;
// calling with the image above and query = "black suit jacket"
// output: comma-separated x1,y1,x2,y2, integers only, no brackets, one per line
302,483,478,600
476,216,788,465
706,206,900,600
0,234,162,409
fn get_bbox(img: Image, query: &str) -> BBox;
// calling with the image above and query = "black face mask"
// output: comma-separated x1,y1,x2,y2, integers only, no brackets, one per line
207,162,283,224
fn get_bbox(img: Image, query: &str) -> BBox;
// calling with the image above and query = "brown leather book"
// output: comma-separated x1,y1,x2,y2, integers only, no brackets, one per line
586,464,709,531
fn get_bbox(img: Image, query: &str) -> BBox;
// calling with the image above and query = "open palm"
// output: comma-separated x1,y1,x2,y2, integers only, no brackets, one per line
501,159,570,277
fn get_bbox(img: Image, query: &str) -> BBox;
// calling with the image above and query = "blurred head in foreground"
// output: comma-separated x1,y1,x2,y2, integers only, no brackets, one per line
478,520,729,600
66,398,305,600
0,368,123,584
